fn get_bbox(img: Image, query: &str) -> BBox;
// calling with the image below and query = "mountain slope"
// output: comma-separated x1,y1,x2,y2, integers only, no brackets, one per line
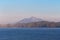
19,17,44,23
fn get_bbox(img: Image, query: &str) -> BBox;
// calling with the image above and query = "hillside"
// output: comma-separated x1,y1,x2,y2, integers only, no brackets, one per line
2,21,59,28
13,21,60,28
0,17,60,28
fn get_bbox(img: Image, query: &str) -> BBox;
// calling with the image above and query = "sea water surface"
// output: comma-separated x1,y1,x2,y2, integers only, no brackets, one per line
0,28,60,40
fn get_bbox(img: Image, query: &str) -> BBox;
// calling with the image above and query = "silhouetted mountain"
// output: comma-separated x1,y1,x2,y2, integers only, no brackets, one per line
0,17,60,28
19,17,44,23
14,21,60,28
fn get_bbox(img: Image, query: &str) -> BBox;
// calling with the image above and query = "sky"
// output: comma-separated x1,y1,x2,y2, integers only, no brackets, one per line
0,0,60,23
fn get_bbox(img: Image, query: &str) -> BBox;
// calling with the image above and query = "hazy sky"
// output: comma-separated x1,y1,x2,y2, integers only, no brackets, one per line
0,0,60,23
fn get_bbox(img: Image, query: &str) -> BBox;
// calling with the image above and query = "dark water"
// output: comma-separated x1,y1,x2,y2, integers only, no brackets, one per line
0,28,60,40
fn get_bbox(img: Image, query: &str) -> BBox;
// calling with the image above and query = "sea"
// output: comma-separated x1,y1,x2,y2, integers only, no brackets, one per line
0,28,60,40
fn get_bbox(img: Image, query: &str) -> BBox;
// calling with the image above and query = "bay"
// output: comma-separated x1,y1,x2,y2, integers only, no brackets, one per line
0,28,60,40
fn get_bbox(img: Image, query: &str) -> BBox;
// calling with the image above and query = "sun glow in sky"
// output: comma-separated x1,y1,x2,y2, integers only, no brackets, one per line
0,0,60,23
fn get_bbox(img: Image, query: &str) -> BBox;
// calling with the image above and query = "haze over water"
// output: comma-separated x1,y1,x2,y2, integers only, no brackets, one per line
0,0,60,24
